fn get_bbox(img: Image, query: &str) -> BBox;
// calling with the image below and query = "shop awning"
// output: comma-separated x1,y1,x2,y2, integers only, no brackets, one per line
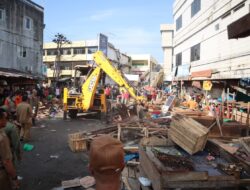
191,69,212,78
0,68,40,79
228,12,250,39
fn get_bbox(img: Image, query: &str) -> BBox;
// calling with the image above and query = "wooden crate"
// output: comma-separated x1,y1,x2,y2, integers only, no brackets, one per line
235,111,249,125
170,114,209,155
139,145,238,190
68,132,87,152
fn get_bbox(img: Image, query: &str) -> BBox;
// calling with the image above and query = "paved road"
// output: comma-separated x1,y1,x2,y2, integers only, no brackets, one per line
18,117,106,190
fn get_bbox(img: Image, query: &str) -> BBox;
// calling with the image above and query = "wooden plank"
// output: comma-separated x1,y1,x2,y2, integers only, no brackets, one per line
141,136,169,147
146,147,167,172
139,145,162,190
164,176,237,189
239,137,250,153
62,178,80,189
210,139,239,154
122,177,132,190
117,124,121,141
162,172,208,182
139,165,154,190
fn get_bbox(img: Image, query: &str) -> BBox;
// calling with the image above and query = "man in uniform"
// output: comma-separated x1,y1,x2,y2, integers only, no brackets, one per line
0,107,21,167
0,109,19,190
16,94,32,141
89,135,125,190
29,89,39,126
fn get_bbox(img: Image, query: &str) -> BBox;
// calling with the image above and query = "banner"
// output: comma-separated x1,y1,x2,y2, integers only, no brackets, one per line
98,33,108,56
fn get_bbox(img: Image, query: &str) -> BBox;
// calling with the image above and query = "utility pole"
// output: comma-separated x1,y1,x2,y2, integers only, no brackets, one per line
52,33,71,85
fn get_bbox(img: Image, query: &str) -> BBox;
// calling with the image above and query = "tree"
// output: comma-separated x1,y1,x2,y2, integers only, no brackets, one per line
52,33,71,83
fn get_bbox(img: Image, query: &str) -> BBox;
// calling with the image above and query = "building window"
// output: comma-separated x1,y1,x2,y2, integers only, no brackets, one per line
63,48,71,55
132,62,146,66
24,17,32,29
88,47,98,54
73,48,85,55
176,15,182,31
191,0,201,17
215,23,220,31
233,3,245,12
191,43,200,62
47,49,57,56
176,52,182,66
0,9,5,21
19,47,27,58
221,11,231,19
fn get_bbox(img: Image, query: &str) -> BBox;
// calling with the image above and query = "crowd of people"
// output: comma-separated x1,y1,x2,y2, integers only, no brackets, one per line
0,87,42,189
104,85,130,104
0,83,64,189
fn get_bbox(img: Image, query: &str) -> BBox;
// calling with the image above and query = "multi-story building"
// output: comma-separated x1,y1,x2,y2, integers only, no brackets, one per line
129,54,157,75
128,54,158,86
0,0,44,84
164,0,250,83
43,40,131,84
160,24,174,79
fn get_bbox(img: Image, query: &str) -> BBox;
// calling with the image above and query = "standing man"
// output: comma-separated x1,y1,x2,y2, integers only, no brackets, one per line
55,86,60,99
29,89,39,126
16,94,32,142
89,135,125,190
0,109,19,190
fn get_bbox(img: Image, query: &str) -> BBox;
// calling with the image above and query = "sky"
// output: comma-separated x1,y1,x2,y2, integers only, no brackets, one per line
33,0,174,63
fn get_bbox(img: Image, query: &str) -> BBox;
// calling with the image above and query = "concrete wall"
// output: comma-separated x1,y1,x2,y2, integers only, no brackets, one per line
0,0,44,75
173,0,250,79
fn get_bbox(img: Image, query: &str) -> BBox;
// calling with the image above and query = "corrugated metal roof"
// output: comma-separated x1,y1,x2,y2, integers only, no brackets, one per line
0,68,41,79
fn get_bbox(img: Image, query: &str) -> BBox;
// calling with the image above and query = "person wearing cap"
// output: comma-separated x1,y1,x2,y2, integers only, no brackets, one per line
0,109,20,190
89,135,125,190
16,94,32,142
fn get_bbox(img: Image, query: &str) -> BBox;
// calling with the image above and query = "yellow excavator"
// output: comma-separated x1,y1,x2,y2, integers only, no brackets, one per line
63,51,145,119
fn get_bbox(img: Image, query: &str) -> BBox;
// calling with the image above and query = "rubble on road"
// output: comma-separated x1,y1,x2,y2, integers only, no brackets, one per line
60,87,250,189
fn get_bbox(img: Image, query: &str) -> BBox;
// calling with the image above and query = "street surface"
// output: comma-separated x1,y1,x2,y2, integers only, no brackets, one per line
18,116,106,190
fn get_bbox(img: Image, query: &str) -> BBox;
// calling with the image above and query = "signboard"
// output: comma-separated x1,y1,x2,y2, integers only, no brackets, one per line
162,95,176,114
203,81,213,91
98,33,108,56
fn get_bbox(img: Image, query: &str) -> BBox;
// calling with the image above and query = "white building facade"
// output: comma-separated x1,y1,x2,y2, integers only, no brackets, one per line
160,24,174,78
171,0,250,80
129,54,158,75
43,40,131,82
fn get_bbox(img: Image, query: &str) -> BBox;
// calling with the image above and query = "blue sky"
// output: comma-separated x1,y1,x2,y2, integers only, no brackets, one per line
34,0,174,63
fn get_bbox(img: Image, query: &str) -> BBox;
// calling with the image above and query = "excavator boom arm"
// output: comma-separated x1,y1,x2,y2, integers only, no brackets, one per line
93,51,144,101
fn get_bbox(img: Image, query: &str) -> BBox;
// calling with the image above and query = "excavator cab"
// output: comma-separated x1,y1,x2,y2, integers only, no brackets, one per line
63,65,107,119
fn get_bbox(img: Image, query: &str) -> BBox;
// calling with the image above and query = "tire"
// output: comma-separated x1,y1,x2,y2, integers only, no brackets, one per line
68,110,78,119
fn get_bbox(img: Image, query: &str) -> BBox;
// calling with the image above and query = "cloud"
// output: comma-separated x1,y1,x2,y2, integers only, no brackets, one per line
105,27,162,62
89,10,116,21
110,28,160,54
